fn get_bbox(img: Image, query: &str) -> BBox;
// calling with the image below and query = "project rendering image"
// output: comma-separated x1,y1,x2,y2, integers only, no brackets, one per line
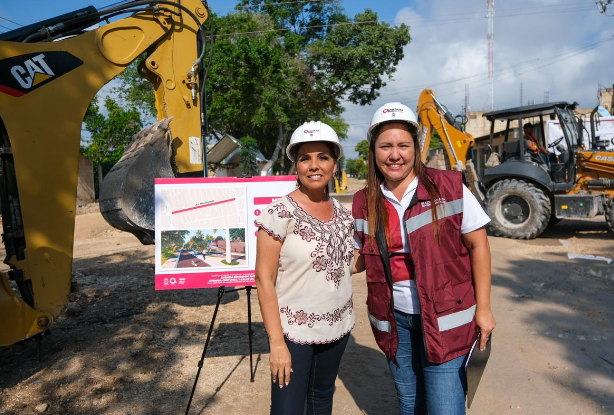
160,228,246,269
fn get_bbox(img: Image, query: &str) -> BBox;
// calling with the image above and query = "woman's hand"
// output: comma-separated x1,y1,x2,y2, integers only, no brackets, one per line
269,340,292,387
475,306,496,351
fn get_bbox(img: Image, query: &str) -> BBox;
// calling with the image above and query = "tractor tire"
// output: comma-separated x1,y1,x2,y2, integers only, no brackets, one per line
484,179,551,239
606,199,614,234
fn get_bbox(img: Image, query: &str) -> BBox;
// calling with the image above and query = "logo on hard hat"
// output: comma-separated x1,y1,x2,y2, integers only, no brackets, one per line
304,129,319,137
383,108,404,114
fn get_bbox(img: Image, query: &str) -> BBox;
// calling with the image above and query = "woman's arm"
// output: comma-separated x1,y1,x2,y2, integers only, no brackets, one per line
353,249,365,274
462,227,496,351
255,229,292,387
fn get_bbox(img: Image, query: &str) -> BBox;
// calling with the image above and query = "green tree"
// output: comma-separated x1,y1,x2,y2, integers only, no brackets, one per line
207,4,409,173
229,228,245,242
239,136,259,176
430,129,444,150
110,3,410,175
345,157,357,176
81,96,143,193
113,55,156,118
355,140,369,159
160,230,189,263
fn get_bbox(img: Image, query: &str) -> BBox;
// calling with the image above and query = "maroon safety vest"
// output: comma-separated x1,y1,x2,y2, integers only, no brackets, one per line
353,169,478,364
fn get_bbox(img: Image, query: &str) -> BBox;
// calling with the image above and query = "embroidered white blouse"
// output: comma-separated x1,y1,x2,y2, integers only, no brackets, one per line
255,195,355,344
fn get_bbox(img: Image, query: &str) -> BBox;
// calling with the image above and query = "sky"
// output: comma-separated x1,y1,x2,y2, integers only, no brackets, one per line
1,0,612,158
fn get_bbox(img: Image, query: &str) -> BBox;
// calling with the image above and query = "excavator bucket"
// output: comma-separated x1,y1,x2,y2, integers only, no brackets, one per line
99,118,175,245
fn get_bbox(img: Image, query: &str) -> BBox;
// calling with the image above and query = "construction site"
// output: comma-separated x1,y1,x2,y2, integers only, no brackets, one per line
1,0,613,414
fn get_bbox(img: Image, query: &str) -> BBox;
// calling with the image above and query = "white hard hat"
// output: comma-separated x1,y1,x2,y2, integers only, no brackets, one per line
367,102,419,141
286,121,343,162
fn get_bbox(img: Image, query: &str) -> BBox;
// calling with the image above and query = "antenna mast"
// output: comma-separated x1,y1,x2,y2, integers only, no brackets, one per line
487,0,495,110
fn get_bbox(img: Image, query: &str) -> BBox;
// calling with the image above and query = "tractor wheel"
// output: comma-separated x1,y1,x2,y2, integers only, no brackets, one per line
484,179,551,239
606,199,614,234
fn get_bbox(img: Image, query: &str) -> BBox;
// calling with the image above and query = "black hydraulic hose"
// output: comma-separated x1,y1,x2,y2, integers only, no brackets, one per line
199,5,214,177
0,6,99,42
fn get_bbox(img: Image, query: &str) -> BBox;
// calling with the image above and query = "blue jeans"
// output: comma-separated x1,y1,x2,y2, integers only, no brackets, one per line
388,310,467,415
270,334,349,415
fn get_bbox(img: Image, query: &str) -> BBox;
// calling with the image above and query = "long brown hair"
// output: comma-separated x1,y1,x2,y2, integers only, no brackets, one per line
366,123,443,248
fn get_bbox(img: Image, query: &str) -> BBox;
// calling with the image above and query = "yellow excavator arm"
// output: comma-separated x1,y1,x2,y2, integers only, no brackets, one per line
417,88,484,201
0,0,208,346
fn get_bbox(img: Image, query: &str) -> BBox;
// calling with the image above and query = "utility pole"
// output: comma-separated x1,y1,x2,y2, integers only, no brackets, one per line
463,85,470,117
520,81,523,106
487,0,495,110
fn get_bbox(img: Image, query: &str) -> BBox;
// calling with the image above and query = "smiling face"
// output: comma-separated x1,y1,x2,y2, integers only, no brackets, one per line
373,122,417,190
295,141,337,193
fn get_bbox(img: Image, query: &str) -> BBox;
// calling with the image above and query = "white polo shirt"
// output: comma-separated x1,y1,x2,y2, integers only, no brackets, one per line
353,177,491,314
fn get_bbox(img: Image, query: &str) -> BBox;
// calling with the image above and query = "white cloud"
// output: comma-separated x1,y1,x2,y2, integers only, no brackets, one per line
342,0,613,158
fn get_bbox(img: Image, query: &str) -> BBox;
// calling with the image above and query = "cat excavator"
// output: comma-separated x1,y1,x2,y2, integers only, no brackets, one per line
0,0,210,346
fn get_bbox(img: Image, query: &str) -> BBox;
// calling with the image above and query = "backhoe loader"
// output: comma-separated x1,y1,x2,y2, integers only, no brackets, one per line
0,0,210,346
417,89,614,239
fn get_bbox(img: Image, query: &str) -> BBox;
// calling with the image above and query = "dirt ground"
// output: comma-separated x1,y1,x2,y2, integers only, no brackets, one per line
1,179,613,415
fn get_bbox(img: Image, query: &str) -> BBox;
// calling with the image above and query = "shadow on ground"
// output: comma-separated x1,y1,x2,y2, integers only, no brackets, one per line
491,223,614,410
0,249,254,415
338,335,398,414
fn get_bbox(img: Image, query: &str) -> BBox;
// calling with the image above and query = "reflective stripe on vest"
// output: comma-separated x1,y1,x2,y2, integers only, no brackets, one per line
437,304,476,332
354,218,370,235
404,199,463,234
368,312,391,333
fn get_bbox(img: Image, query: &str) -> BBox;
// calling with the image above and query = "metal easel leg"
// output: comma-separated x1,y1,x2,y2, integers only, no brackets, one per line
184,285,225,415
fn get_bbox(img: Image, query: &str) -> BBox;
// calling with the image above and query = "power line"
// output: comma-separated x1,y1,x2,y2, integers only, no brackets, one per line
0,15,23,27
210,4,595,37
370,34,614,102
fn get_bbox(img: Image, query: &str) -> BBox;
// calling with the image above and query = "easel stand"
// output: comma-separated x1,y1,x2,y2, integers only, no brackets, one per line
185,285,256,415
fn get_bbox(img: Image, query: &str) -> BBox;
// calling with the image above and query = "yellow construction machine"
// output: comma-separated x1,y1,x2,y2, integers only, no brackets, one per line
417,89,614,239
0,0,210,346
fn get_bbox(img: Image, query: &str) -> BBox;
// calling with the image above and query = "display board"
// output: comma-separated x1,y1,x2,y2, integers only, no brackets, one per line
154,176,297,290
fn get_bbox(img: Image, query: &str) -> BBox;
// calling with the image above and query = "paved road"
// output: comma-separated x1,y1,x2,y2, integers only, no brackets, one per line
175,251,211,268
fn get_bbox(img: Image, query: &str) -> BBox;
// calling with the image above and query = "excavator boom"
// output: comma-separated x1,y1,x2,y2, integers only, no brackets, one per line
0,0,209,346
417,89,484,201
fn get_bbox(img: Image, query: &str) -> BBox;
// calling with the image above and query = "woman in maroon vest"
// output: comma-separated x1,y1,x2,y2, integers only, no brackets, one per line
352,102,496,415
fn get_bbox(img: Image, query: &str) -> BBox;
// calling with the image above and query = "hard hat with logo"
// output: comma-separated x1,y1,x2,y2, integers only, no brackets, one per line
367,102,419,141
286,121,343,162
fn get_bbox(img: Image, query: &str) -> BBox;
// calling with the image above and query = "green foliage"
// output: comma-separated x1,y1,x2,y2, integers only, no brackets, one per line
344,157,366,179
355,140,369,159
187,230,208,251
206,4,409,171
221,259,240,266
82,96,143,169
239,136,259,176
430,129,444,150
160,230,189,263
229,228,246,242
109,3,410,174
113,55,157,118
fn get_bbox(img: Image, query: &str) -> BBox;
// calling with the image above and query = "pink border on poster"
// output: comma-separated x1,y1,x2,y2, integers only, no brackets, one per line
155,271,255,290
155,175,296,185
155,175,297,290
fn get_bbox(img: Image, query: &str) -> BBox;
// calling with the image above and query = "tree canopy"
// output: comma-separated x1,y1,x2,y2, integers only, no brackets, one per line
93,1,410,175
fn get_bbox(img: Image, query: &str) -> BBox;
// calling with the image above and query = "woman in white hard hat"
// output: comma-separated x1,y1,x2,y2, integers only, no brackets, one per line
352,103,496,414
255,121,355,415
